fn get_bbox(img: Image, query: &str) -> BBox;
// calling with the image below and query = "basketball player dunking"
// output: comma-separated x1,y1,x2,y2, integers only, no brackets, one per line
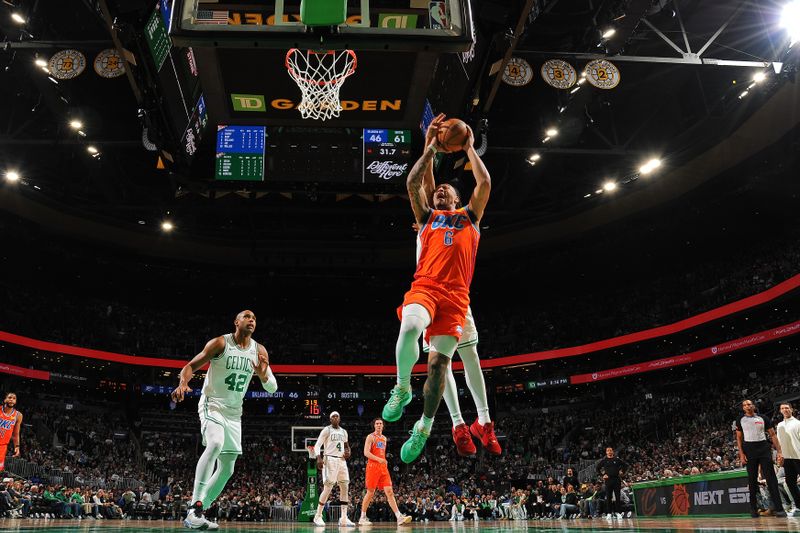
382,113,491,463
313,412,355,527
358,418,412,525
417,149,501,458
0,393,22,472
171,310,278,530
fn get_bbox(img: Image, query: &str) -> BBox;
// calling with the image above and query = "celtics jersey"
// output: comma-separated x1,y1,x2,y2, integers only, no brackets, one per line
200,333,258,417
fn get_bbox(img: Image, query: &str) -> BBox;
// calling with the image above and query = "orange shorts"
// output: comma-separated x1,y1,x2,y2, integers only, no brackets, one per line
398,278,470,342
0,444,7,470
365,462,392,489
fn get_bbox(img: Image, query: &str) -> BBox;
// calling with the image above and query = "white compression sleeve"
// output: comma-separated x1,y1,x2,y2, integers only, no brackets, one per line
459,344,491,424
395,304,430,389
192,420,225,506
442,363,465,427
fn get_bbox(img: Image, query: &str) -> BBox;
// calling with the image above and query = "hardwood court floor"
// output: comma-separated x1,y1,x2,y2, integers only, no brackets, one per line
1,516,800,532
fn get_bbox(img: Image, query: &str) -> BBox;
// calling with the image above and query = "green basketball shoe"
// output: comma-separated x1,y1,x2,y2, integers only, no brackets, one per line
400,422,430,463
381,385,412,422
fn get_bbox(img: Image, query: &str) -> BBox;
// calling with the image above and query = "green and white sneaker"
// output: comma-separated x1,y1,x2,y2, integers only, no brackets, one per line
400,421,430,463
382,385,412,422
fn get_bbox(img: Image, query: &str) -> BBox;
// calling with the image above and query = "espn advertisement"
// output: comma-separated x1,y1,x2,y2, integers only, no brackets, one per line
633,471,751,516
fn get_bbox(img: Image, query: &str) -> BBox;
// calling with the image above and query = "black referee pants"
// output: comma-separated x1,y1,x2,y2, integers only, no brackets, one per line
744,444,782,512
783,458,800,507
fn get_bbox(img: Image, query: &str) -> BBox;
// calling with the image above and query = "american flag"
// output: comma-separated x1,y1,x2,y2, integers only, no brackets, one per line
194,9,228,25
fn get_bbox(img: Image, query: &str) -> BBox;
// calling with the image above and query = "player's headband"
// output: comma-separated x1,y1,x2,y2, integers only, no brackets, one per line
329,411,340,419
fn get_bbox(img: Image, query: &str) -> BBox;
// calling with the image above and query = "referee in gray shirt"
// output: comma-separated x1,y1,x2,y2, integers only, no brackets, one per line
735,399,786,517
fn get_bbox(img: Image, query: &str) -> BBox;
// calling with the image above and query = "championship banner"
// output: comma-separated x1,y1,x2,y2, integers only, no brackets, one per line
633,470,750,517
570,320,800,384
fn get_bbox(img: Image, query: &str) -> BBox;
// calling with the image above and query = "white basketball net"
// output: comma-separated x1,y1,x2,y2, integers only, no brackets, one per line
286,49,357,121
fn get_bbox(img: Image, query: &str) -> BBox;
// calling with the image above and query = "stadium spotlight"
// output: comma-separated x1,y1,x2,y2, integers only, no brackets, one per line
603,181,617,192
738,90,749,99
11,12,26,24
545,128,559,137
752,71,767,83
639,158,661,174
69,120,83,130
781,0,800,45
529,153,541,162
86,146,99,154
34,58,47,67
595,189,604,194
577,75,587,85
5,170,21,182
570,87,580,94
161,221,174,232
602,28,616,39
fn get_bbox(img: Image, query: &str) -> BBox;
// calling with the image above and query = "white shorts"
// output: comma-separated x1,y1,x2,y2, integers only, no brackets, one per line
423,305,478,353
322,456,350,485
198,400,242,455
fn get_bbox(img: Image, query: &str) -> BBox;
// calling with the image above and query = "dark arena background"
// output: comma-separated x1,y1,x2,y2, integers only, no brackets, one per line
1,0,800,531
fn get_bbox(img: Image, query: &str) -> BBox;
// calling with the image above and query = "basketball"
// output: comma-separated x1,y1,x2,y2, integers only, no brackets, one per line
437,118,470,153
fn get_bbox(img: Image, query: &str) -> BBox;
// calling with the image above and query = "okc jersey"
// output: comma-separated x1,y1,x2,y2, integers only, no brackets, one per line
415,207,480,290
199,333,258,418
314,425,349,458
368,433,387,465
0,408,17,446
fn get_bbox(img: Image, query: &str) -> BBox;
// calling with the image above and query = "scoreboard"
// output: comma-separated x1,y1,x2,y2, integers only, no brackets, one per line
363,129,412,183
215,125,266,181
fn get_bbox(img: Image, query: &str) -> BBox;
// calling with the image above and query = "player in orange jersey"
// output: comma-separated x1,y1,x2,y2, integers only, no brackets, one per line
357,418,412,525
382,113,491,463
0,392,23,472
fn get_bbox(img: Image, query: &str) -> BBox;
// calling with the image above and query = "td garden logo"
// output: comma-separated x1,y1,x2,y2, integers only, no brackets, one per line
231,94,402,113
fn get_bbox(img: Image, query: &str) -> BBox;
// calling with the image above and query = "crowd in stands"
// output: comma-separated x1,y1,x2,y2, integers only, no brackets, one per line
2,226,798,364
2,352,797,522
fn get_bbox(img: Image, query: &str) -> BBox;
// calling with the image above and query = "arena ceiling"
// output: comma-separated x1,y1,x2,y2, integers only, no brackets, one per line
0,0,798,260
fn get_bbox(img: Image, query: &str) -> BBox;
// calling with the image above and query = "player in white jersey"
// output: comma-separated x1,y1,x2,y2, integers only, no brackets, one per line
171,310,278,530
312,412,355,527
416,155,501,458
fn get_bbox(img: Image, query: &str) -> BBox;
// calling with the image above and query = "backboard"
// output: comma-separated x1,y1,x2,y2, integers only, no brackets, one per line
169,0,474,52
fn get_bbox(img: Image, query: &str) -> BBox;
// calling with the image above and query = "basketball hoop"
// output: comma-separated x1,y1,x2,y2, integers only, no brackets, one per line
286,49,357,121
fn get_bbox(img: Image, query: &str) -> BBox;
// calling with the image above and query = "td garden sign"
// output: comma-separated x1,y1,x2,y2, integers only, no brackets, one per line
231,94,403,114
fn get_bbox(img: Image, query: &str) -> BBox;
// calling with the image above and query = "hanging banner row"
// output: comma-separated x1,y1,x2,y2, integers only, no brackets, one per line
45,49,126,80
502,58,621,90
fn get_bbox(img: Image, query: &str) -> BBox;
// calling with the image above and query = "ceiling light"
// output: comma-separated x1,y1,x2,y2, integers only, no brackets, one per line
87,146,99,154
752,71,766,83
639,158,662,174
781,0,800,45
738,90,749,99
5,171,20,182
542,136,551,143
77,130,87,137
570,87,580,94
34,58,47,67
595,189,603,194
602,28,616,39
529,153,541,161
583,193,591,198
161,221,174,232
47,76,58,84
40,66,49,73
11,12,26,24
577,76,586,85
545,128,559,137
69,120,83,130
603,181,617,191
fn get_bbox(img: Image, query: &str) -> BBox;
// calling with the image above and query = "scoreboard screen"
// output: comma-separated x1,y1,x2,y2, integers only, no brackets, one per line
362,129,412,183
215,125,266,181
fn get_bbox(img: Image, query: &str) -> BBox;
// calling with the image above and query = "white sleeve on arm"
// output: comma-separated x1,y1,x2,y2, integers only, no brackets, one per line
261,366,278,393
314,427,328,457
